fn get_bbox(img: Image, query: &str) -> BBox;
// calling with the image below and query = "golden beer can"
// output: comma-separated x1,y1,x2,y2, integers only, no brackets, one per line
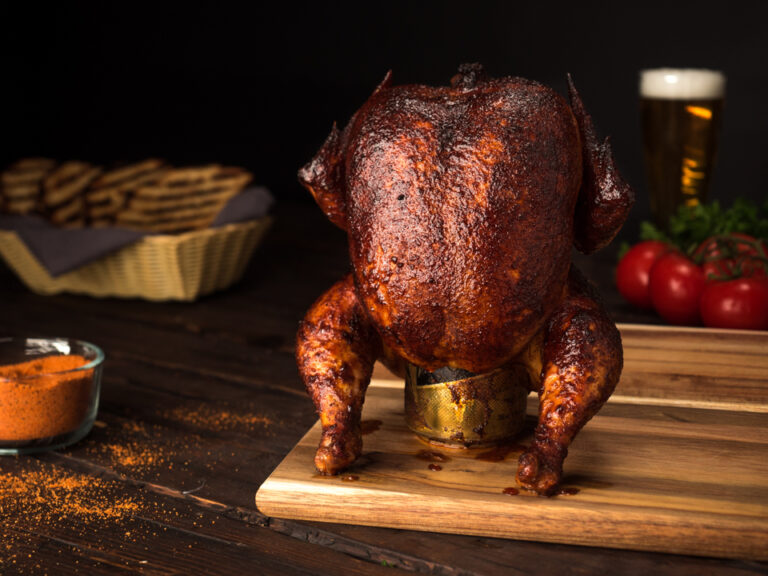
404,363,530,446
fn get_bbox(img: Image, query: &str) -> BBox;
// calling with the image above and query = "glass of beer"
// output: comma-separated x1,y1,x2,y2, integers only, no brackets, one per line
640,68,725,229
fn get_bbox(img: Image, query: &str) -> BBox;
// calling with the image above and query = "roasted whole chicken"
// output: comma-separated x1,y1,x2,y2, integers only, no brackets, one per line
297,64,634,495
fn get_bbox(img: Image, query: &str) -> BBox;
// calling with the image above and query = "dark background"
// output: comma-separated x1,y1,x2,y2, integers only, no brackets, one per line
3,1,766,240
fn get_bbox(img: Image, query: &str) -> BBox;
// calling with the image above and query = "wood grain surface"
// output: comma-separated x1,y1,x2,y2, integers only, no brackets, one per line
257,325,768,561
2,201,767,575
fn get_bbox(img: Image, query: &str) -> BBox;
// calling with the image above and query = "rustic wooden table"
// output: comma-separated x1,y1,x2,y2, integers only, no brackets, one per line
1,201,765,575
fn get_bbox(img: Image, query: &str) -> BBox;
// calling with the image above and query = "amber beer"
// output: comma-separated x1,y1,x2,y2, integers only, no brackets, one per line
640,69,725,229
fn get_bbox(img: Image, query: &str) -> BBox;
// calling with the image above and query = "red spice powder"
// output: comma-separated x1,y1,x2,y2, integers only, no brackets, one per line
85,420,165,476
0,355,93,442
0,467,140,520
0,464,143,567
163,404,273,431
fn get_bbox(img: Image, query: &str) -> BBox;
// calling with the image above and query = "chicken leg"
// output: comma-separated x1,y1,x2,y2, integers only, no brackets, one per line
517,266,623,494
296,274,382,474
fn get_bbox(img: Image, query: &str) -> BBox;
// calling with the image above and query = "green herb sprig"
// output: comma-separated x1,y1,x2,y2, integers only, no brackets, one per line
640,198,768,256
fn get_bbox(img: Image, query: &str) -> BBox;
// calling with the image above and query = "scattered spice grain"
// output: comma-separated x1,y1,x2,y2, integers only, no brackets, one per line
0,462,144,569
163,404,273,432
0,466,140,522
87,420,172,477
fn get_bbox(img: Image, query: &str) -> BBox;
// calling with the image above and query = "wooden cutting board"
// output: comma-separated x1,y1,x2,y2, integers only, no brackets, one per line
256,324,768,560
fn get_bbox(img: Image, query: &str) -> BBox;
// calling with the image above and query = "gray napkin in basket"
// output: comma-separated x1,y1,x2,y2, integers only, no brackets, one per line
0,186,273,277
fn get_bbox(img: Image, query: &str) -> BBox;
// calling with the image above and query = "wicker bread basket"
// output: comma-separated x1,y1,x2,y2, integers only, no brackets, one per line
0,218,271,301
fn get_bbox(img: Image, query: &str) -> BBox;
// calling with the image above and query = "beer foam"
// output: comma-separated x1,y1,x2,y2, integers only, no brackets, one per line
640,69,725,100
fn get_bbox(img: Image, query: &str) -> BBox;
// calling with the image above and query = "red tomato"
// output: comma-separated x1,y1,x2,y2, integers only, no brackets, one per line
694,233,768,281
700,277,768,330
649,252,706,325
616,240,669,309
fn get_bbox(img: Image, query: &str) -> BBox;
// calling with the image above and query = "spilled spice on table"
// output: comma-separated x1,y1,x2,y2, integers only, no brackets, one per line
97,441,161,472
0,355,93,442
87,420,172,477
0,458,227,573
2,398,271,569
163,403,273,432
0,462,143,570
86,413,244,487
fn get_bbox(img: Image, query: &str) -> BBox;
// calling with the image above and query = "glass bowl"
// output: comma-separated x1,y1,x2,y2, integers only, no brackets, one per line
0,337,104,455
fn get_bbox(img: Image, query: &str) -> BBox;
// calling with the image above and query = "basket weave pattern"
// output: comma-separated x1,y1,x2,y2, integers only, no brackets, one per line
0,218,270,301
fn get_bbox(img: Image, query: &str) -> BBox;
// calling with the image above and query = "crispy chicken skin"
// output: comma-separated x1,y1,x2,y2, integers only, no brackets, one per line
297,64,633,495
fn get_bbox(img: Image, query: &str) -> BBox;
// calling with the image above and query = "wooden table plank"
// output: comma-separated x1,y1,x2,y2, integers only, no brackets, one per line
276,520,768,576
1,456,410,576
3,202,768,574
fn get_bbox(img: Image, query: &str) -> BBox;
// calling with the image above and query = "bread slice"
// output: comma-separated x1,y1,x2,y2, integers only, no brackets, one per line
116,207,222,233
88,218,114,228
1,158,57,214
53,196,87,228
85,159,167,222
42,161,102,227
127,165,249,199
3,158,254,232
116,165,252,233
2,158,57,186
